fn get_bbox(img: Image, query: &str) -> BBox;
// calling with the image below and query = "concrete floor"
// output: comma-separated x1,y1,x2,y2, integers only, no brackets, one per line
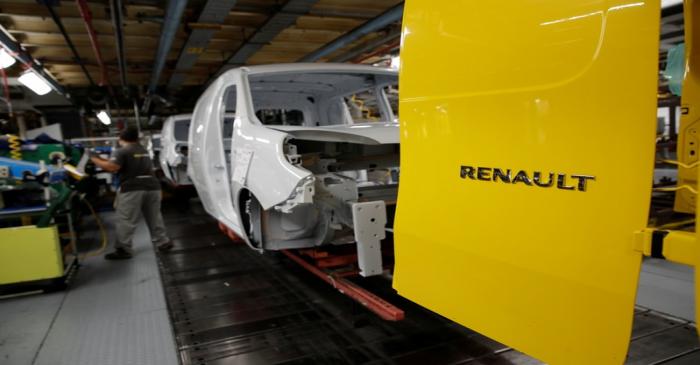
638,258,695,321
0,212,178,365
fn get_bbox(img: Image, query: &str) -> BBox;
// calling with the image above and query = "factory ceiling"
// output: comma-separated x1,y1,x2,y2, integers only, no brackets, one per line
0,0,402,112
0,1,687,114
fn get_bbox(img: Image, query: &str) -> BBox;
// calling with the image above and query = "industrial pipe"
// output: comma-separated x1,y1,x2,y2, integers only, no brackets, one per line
132,99,141,134
148,0,188,94
110,0,128,90
298,2,404,62
167,0,239,90
76,0,108,86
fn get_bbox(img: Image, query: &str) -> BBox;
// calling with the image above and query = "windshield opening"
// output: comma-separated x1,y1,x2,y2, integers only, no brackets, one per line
173,119,191,142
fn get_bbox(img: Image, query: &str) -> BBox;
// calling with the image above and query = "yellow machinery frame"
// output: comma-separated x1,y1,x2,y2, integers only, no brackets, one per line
0,225,64,285
645,0,700,337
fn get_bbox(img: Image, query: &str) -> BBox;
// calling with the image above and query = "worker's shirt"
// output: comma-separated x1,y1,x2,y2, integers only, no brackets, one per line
111,143,160,192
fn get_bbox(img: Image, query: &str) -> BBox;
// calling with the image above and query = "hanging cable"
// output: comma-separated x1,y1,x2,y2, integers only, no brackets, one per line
653,185,698,194
658,159,700,169
78,198,108,259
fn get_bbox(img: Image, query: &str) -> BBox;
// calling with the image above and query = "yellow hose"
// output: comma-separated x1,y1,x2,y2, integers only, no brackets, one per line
658,160,700,169
653,185,698,194
653,219,695,230
79,198,108,259
7,134,21,160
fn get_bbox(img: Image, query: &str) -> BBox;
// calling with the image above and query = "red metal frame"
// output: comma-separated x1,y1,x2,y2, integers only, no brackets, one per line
282,249,404,321
216,221,403,321
299,249,358,268
76,0,108,86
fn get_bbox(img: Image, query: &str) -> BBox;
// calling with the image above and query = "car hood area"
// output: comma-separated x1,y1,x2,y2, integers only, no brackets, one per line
268,122,399,145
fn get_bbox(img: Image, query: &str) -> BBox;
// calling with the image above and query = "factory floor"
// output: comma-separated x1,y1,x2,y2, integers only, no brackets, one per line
0,197,698,365
0,209,178,365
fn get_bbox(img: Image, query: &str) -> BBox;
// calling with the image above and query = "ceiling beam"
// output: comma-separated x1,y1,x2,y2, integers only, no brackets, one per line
5,25,343,44
42,1,95,86
110,0,128,90
212,0,320,77
298,2,403,62
168,0,239,90
148,0,188,94
330,28,400,63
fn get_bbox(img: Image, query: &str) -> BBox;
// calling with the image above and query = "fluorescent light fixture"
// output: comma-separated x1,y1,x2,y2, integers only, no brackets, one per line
0,48,15,69
18,71,51,95
96,110,111,125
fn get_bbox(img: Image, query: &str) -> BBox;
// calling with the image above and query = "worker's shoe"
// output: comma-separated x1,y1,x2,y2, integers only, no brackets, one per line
104,248,133,260
157,241,174,252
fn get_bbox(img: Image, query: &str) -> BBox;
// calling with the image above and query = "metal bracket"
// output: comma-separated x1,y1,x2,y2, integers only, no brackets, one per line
635,228,696,266
275,176,315,213
351,201,386,277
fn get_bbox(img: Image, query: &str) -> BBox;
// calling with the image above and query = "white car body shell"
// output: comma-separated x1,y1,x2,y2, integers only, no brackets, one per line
160,114,193,186
188,63,399,251
145,133,161,167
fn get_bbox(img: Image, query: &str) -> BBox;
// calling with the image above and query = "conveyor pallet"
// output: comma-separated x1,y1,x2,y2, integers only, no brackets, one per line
156,206,698,365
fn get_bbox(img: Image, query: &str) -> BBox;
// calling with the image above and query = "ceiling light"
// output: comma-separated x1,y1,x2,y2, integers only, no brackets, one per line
96,110,111,125
18,71,51,95
0,48,15,69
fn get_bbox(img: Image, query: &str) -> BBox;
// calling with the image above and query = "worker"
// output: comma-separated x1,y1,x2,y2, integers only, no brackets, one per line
90,127,173,260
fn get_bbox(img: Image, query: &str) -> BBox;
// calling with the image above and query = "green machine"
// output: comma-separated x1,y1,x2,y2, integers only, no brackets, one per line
0,134,82,165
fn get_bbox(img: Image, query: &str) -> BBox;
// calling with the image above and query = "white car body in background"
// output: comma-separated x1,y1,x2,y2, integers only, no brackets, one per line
189,63,399,276
160,114,192,186
146,133,162,169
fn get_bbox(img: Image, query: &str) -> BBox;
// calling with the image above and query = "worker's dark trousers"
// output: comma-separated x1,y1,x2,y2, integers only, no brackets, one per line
115,190,170,254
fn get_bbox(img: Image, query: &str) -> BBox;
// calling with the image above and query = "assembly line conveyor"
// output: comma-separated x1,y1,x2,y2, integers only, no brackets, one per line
155,204,699,365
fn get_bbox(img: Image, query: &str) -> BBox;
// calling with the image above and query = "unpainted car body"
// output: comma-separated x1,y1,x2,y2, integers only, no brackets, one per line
146,133,162,170
189,63,399,276
160,114,192,186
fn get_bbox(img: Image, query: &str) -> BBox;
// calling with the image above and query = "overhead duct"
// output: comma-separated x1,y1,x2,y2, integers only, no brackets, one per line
212,0,319,77
168,0,239,90
148,0,188,94
110,0,128,90
298,2,404,62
